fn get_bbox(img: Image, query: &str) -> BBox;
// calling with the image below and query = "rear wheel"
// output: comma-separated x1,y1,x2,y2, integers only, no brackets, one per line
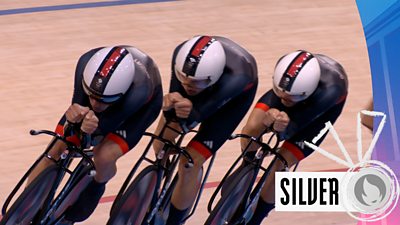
204,165,256,225
107,166,159,225
0,164,58,225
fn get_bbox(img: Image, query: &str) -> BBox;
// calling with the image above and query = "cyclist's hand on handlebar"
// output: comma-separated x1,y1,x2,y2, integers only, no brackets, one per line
263,108,280,128
66,103,90,123
174,98,192,119
81,110,99,134
162,93,175,111
263,108,290,132
274,111,289,132
163,92,192,119
163,92,183,111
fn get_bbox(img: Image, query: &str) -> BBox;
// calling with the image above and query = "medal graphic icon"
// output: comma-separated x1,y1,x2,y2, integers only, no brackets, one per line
342,161,399,221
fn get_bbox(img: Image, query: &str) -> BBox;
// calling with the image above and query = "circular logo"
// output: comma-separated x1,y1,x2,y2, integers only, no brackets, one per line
341,160,399,221
350,168,391,211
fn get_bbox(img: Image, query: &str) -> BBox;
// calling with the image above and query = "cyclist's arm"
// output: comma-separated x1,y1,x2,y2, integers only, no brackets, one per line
241,90,283,151
153,67,186,152
94,136,124,161
241,108,266,152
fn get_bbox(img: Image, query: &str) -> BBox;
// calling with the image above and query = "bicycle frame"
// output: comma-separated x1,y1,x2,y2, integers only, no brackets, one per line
1,129,95,225
111,122,187,214
40,151,95,225
110,120,216,225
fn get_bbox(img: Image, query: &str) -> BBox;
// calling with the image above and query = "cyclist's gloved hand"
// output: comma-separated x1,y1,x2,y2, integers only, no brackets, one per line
66,103,90,124
274,111,290,132
162,92,193,133
174,98,192,119
263,108,279,128
162,93,180,122
162,92,182,111
263,108,290,133
81,110,99,135
162,93,174,111
163,92,192,119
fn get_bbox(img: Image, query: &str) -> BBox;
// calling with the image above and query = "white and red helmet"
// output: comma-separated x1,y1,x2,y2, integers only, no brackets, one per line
82,46,135,103
174,36,226,87
273,50,321,101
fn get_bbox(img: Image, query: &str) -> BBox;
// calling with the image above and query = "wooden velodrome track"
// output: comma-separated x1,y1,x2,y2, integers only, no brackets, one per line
0,0,374,224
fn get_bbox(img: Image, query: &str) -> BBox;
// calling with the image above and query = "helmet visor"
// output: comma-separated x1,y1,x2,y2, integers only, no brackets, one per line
175,69,211,89
82,81,123,104
273,86,308,102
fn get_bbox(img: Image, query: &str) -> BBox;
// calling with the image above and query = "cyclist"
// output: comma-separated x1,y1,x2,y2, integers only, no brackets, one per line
152,35,258,225
29,46,163,224
239,50,348,224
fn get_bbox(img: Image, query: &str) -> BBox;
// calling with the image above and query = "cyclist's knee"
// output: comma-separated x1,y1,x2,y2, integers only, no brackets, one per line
182,148,206,167
93,145,121,165
272,148,299,171
40,156,56,167
178,158,203,174
278,148,300,168
45,140,68,161
93,146,122,182
177,149,205,178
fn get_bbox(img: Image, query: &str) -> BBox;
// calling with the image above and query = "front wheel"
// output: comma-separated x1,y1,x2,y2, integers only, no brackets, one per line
107,166,159,225
205,165,256,225
0,164,58,225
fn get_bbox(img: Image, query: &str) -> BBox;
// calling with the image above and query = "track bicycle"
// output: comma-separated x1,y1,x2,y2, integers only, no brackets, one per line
107,120,216,225
205,131,298,225
0,129,95,225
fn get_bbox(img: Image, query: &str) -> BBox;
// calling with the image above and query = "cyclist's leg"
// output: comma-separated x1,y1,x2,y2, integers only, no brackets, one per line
166,85,257,225
27,140,66,185
260,149,299,202
62,139,120,222
246,149,298,225
62,177,107,222
240,92,280,160
165,149,205,225
63,90,163,223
